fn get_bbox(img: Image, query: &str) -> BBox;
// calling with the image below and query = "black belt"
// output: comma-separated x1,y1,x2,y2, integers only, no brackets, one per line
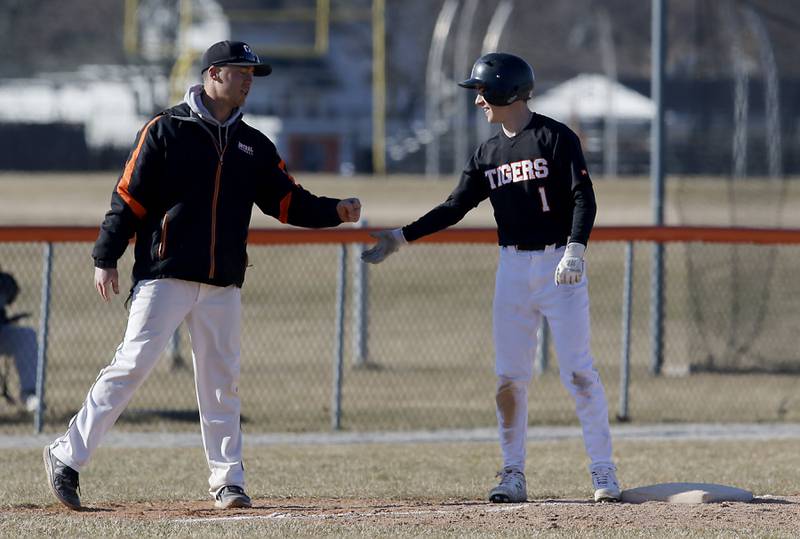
506,241,566,251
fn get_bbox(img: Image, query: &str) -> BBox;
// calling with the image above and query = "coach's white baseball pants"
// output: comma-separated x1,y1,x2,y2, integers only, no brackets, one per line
49,278,244,496
493,246,613,473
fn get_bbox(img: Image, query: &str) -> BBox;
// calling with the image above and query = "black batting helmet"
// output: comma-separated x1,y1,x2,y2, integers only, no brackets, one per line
458,52,535,106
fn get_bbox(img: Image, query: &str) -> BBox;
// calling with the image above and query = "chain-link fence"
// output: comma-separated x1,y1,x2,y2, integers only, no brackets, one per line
1,228,799,434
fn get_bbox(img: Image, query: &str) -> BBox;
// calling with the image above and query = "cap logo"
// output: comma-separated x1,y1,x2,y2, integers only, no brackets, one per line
202,40,271,76
239,43,259,62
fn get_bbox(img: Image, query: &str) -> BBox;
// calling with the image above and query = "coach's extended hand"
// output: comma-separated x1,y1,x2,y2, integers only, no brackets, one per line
361,228,407,264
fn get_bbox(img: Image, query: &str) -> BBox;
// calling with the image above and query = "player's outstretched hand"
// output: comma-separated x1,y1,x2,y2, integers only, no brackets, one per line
361,228,407,264
337,198,362,223
555,242,585,285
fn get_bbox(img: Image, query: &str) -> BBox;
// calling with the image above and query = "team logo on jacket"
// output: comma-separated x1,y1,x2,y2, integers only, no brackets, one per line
485,158,548,189
238,141,254,156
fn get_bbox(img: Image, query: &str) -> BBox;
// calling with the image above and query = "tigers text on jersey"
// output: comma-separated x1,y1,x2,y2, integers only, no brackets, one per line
484,157,550,189
402,113,597,247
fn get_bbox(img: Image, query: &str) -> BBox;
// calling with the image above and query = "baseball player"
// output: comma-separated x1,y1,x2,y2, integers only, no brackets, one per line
43,40,362,511
362,53,620,503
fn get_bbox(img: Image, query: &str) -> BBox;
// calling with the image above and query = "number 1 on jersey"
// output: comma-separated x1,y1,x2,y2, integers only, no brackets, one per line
538,186,551,212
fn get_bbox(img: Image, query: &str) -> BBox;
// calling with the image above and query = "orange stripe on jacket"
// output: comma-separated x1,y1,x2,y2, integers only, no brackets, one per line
277,159,296,223
278,159,297,184
279,192,293,223
117,115,162,219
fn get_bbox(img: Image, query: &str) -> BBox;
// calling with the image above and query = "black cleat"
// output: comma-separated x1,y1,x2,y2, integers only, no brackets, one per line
214,485,252,509
488,467,527,503
43,446,81,510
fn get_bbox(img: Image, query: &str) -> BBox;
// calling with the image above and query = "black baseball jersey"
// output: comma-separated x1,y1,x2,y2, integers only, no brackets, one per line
402,113,597,247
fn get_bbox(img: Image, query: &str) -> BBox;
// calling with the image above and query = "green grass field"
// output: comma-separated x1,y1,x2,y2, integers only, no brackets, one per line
2,172,800,227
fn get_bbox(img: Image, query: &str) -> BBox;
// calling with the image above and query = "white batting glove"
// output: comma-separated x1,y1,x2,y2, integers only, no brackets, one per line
361,228,407,264
555,242,586,285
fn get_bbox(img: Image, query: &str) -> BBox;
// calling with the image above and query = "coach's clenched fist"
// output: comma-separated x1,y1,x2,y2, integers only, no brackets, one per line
337,198,362,223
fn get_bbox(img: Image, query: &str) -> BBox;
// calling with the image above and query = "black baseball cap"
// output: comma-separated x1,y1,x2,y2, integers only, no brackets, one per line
200,40,272,77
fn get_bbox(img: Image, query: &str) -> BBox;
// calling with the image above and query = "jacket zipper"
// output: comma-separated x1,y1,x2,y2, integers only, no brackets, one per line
191,117,233,281
209,158,223,279
158,214,169,259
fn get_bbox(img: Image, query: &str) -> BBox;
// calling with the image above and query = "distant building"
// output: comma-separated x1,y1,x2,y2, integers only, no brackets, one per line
533,74,654,176
0,66,279,171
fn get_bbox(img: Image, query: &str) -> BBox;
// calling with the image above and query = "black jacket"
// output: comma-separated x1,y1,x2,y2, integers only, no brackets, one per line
93,102,343,287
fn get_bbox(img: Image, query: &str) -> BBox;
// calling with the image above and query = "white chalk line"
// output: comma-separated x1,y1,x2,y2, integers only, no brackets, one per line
173,503,527,524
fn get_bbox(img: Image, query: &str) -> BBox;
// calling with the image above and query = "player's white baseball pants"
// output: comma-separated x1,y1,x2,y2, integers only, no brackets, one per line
49,278,244,496
493,246,613,473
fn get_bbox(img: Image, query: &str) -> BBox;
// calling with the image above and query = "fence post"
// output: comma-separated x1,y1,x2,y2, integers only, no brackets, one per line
351,220,369,367
167,327,188,370
649,0,666,375
617,241,634,422
650,244,664,374
34,242,53,433
331,243,347,430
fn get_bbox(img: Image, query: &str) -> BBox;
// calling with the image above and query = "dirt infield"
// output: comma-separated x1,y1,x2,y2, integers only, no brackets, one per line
6,438,800,535
15,496,800,534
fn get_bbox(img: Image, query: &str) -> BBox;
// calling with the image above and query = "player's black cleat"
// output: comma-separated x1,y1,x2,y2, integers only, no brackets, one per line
43,446,81,510
214,485,252,509
488,467,527,503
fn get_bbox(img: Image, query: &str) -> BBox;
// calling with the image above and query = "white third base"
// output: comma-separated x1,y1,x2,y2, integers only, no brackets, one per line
621,483,754,504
